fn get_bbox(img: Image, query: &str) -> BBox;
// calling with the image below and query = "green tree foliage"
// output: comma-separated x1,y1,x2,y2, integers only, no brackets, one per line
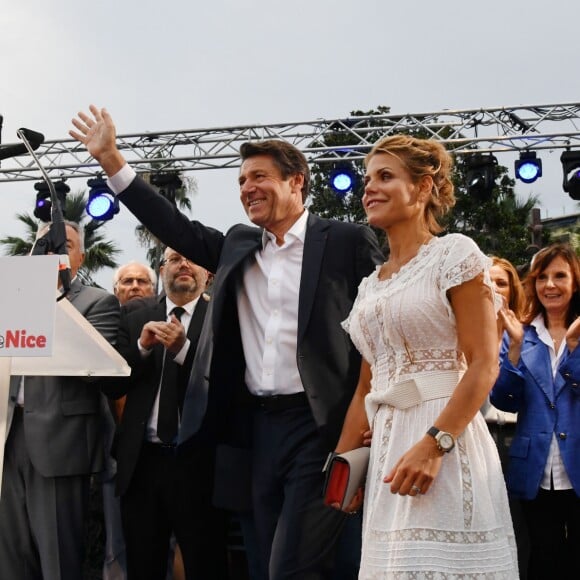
444,159,541,267
307,107,540,266
0,189,121,285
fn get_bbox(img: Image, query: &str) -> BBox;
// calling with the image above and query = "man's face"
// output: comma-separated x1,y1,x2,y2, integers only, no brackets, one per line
238,155,304,237
161,250,208,298
114,264,155,305
64,224,85,279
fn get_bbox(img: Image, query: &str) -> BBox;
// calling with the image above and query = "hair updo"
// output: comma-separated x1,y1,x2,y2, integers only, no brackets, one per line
365,134,456,233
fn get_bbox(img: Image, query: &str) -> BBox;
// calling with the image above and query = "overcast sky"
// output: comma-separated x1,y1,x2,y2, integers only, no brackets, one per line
2,0,579,289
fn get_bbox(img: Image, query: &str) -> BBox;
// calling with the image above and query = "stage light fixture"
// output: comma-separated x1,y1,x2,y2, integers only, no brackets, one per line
34,180,69,222
329,164,357,195
515,151,542,184
150,172,182,203
561,150,580,200
464,154,498,201
86,177,119,221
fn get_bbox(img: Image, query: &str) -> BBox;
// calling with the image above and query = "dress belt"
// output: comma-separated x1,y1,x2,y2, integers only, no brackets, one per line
251,392,308,412
366,370,463,420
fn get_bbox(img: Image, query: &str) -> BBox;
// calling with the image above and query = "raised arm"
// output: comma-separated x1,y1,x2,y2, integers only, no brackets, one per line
70,105,126,177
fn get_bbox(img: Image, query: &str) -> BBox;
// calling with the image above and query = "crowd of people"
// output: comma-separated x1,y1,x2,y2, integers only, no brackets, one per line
0,104,578,580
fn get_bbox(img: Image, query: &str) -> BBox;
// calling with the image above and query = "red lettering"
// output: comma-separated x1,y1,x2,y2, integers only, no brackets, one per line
5,330,20,348
4,330,48,349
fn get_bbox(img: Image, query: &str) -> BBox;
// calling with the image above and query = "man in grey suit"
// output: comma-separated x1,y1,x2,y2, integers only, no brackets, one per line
71,106,384,580
0,221,120,580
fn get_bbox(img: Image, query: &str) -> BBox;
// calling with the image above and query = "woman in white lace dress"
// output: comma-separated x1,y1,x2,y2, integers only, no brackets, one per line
334,135,518,578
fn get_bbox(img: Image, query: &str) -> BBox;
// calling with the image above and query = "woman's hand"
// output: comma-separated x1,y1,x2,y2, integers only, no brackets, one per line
384,436,443,497
499,307,523,344
499,307,523,365
362,429,373,447
566,316,580,352
330,486,365,515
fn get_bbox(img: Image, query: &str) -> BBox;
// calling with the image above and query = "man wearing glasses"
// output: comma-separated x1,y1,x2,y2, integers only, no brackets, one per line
102,248,228,579
113,261,157,305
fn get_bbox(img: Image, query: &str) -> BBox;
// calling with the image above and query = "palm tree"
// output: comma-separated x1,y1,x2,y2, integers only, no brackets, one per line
134,171,197,273
0,188,121,286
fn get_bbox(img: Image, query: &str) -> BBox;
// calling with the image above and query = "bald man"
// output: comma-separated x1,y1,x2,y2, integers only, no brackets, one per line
113,261,157,306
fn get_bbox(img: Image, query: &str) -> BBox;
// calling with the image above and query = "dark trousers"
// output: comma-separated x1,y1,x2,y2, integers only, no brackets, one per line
486,421,530,579
0,407,90,580
120,442,229,580
522,488,580,580
251,401,347,580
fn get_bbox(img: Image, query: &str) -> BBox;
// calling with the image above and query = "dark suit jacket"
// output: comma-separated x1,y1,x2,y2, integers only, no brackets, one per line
7,278,120,477
119,176,384,450
102,295,208,496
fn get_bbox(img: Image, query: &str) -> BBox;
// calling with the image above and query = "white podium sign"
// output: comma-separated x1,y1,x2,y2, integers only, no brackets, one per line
0,255,58,357
0,255,130,498
0,255,59,496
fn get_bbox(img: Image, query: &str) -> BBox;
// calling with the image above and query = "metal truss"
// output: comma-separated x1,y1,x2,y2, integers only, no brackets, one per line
1,101,580,183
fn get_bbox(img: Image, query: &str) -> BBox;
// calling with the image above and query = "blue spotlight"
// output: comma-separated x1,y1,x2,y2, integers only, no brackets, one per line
86,177,119,221
515,152,542,184
329,164,357,195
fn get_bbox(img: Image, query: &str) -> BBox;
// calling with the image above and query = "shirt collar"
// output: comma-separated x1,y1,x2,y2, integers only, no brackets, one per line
531,314,550,342
261,209,309,249
165,296,198,318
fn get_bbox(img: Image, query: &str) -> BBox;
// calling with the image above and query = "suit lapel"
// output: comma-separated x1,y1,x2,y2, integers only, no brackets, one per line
187,297,208,348
521,331,555,402
210,230,262,326
65,278,83,304
298,215,328,343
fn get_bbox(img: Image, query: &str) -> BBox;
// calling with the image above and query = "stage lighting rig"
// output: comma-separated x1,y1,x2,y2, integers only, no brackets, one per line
150,172,182,203
86,177,119,221
464,154,498,201
34,180,69,222
561,150,580,200
329,163,358,196
515,151,542,184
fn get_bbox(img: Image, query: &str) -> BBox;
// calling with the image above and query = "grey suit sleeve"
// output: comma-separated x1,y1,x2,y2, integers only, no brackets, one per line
82,292,121,346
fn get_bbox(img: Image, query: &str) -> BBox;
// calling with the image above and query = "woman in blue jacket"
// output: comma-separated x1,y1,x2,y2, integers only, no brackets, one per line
491,243,580,580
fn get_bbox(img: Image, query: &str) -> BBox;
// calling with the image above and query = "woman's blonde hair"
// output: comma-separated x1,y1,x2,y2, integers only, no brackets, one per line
365,135,455,233
490,256,526,320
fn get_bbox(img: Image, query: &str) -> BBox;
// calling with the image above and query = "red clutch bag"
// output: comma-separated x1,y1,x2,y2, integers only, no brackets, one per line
323,447,370,511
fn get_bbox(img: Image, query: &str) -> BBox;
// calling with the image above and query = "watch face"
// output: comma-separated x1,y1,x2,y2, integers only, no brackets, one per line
439,433,454,450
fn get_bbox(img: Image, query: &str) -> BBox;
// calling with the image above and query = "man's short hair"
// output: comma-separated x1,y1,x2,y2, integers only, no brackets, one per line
113,260,157,288
36,220,85,251
240,140,310,202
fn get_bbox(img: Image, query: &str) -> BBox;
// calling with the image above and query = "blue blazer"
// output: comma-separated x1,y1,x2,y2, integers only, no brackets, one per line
490,325,580,500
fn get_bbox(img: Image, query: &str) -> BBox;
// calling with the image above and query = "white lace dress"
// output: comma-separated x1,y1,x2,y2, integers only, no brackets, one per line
343,234,518,579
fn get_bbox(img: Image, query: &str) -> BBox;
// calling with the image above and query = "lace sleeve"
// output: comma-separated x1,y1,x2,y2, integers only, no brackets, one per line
439,234,491,294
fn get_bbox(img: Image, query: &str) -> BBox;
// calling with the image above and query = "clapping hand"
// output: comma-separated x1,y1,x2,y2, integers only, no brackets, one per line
566,316,580,352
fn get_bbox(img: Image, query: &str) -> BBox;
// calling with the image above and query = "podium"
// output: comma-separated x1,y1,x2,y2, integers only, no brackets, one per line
0,256,130,495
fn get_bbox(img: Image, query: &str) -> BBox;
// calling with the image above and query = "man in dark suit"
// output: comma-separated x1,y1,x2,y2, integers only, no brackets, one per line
102,247,228,580
0,220,120,580
99,261,158,580
71,106,384,580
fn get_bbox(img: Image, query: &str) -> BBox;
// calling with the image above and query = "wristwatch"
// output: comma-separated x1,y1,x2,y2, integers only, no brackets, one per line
427,426,455,453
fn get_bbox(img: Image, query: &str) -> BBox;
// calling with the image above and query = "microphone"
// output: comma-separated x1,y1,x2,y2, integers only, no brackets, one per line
0,128,44,161
17,128,71,298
